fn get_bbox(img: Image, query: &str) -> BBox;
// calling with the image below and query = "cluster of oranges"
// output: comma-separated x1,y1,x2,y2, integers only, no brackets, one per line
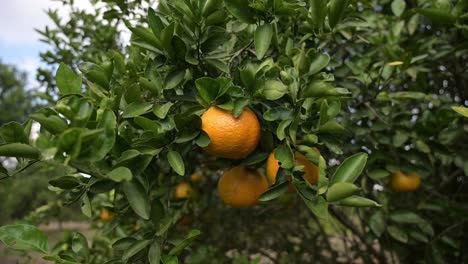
174,106,320,208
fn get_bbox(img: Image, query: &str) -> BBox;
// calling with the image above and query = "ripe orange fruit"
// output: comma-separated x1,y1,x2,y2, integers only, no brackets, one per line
266,148,319,191
174,182,193,199
390,171,421,192
201,106,261,159
190,172,203,183
217,166,268,208
100,208,115,222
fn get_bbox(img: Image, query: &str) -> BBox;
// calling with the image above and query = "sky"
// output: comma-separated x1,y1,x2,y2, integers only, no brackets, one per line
0,0,95,85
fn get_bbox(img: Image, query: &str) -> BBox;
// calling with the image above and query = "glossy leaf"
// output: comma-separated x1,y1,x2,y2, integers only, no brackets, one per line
168,229,201,255
123,240,152,260
0,121,29,144
56,63,82,95
0,224,49,253
330,152,368,185
369,211,386,237
255,23,273,59
259,181,289,202
49,176,81,189
123,180,151,220
308,52,330,75
167,150,185,176
0,143,40,159
148,240,162,264
328,0,350,28
262,80,288,100
106,167,133,182
300,195,328,220
452,106,468,117
391,0,406,17
275,144,294,169
326,182,360,202
387,226,408,243
309,0,327,30
338,195,381,207
224,0,256,24
122,102,153,118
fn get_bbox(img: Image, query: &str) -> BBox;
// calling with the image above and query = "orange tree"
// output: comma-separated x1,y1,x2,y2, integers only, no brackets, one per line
332,0,468,262
0,0,467,263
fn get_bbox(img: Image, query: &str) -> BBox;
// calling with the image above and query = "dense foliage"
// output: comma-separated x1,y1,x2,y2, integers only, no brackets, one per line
0,0,467,263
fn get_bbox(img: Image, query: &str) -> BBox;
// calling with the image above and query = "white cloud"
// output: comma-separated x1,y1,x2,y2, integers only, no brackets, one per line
0,0,94,44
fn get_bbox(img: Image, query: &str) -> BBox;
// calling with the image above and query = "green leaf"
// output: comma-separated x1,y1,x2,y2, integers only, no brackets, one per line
319,121,345,133
0,143,40,159
195,131,211,148
0,224,49,253
78,62,109,89
195,77,231,105
168,230,202,255
300,195,328,220
83,109,116,161
140,77,161,96
122,102,153,118
162,255,178,264
161,23,175,56
232,98,250,118
263,107,293,121
330,152,368,184
42,254,79,264
417,8,457,24
368,169,390,180
49,176,81,189
107,167,133,182
123,180,151,220
148,240,162,264
328,0,350,28
275,144,294,169
71,232,89,257
389,91,426,100
148,8,164,36
337,195,381,207
165,69,186,90
387,226,408,243
389,211,426,224
301,80,349,98
276,119,292,141
262,80,288,100
30,113,68,135
415,140,430,154
56,63,82,95
123,240,152,260
308,52,330,75
134,116,160,132
391,0,406,17
369,211,386,237
393,130,409,147
255,23,273,59
309,0,327,30
409,231,429,243
0,122,29,143
81,193,92,218
153,102,174,119
224,0,256,24
167,151,185,176
259,181,289,202
326,182,360,202
452,106,468,117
